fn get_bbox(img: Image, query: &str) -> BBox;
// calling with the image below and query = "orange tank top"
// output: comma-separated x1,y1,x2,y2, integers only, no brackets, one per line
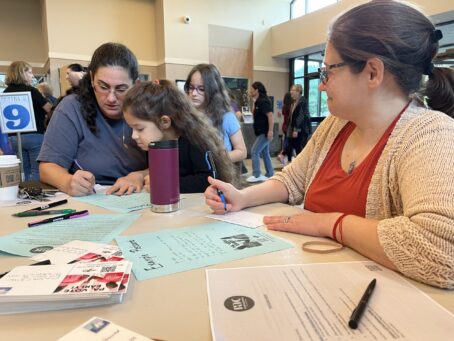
304,105,407,217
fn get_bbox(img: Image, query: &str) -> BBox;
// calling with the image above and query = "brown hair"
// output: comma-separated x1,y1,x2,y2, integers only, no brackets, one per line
328,1,440,96
5,61,32,85
122,81,238,186
78,42,139,134
185,64,231,133
422,67,454,118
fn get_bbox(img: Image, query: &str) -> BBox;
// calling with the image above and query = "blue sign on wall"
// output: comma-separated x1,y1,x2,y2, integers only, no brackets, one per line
0,92,37,133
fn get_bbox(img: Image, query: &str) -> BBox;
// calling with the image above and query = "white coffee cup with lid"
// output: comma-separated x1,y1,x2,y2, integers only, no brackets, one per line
0,155,21,201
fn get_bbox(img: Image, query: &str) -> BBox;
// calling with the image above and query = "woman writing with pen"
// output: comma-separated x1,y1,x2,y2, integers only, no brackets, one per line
205,1,454,289
38,43,147,197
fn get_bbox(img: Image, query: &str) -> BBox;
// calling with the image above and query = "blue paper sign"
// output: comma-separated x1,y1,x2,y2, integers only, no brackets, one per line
0,92,37,133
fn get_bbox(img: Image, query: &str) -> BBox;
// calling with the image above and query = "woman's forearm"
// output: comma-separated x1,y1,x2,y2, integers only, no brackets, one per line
39,162,72,194
240,179,289,209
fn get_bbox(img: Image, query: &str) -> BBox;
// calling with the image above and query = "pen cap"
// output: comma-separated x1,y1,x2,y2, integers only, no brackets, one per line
0,155,21,201
148,140,179,212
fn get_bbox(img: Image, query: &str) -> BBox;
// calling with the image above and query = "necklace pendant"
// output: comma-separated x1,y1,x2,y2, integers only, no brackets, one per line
347,160,356,175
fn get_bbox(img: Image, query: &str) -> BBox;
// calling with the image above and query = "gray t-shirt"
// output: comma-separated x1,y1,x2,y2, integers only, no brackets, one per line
38,94,147,185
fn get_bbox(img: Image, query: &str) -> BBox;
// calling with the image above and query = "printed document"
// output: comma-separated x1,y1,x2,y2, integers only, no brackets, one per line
206,261,454,341
116,221,292,281
0,214,138,257
73,192,151,213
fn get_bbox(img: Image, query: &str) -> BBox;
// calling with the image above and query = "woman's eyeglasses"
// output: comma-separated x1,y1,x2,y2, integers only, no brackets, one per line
184,84,205,95
318,62,348,84
93,82,130,98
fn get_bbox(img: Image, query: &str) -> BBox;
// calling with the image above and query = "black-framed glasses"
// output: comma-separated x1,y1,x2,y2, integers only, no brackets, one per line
318,62,348,85
184,84,205,95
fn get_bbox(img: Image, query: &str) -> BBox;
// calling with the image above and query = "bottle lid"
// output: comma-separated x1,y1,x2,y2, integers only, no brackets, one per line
148,139,178,149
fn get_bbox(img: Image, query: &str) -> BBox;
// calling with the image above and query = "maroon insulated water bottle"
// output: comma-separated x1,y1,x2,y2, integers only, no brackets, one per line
148,140,180,213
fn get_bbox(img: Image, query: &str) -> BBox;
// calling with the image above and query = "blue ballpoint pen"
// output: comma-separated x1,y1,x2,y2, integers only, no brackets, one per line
206,151,227,211
74,159,96,193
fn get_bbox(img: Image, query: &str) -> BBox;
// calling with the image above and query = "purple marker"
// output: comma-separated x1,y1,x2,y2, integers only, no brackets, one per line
28,210,89,228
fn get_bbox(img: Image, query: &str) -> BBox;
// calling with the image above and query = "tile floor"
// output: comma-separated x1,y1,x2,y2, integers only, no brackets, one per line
239,156,286,188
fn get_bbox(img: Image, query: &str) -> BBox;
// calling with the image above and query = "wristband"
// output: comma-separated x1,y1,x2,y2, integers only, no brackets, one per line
332,213,348,243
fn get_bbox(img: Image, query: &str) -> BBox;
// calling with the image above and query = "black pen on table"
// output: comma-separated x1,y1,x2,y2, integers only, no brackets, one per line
0,259,51,279
206,151,227,211
28,210,89,228
348,278,376,329
13,199,69,216
74,159,96,193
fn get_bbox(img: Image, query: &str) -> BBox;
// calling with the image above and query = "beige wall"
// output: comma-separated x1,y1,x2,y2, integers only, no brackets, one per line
271,0,454,58
45,0,157,64
0,0,47,67
161,0,289,73
45,0,158,96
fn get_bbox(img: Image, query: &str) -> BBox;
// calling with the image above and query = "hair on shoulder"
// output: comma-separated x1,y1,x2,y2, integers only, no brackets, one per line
123,81,239,186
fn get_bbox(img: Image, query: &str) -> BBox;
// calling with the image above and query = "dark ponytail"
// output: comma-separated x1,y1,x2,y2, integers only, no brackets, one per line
422,67,454,118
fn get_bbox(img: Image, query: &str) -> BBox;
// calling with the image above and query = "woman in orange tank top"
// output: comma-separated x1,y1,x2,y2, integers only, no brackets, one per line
204,1,454,289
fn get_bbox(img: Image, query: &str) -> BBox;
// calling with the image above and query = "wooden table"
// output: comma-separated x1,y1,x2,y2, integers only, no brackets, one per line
1,194,453,340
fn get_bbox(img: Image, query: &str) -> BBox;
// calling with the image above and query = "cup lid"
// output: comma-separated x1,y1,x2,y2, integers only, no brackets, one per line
149,140,178,149
0,155,20,165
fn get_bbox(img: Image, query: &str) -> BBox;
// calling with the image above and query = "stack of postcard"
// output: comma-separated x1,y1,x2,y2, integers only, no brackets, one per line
0,241,131,315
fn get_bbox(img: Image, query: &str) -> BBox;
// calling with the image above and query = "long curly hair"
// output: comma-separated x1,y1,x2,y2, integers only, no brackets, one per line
78,42,139,134
122,81,238,186
184,64,231,133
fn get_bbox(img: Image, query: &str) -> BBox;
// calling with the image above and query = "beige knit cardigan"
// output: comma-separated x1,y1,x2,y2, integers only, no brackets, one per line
273,103,454,289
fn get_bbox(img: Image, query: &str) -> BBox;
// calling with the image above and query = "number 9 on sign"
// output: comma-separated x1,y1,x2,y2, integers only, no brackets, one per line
3,105,31,129
0,92,37,133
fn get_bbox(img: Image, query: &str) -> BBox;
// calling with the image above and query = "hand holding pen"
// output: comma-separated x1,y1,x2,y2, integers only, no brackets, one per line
73,159,96,195
206,151,227,211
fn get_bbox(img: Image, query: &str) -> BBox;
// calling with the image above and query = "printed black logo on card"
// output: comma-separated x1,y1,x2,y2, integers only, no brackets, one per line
221,234,262,250
224,296,255,312
29,246,53,253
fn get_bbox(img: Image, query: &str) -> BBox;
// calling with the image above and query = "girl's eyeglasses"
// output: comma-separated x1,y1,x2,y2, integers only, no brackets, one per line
184,84,205,95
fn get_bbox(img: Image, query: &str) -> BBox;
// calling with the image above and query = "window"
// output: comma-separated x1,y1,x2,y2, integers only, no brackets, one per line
0,74,5,93
291,0,338,19
290,51,328,119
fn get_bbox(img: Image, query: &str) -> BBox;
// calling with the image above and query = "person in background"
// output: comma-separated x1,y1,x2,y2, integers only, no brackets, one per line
205,1,454,289
285,84,311,162
0,127,13,155
246,81,274,183
36,82,57,105
38,42,147,196
4,61,52,181
276,91,293,165
123,80,237,193
65,63,86,94
185,64,247,166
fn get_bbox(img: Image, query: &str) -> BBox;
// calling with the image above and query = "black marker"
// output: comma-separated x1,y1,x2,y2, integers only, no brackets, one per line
16,199,68,215
0,259,51,279
348,278,376,329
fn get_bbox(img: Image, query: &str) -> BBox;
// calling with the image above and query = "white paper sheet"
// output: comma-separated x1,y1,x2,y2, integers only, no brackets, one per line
206,261,454,341
206,211,264,228
58,316,152,341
